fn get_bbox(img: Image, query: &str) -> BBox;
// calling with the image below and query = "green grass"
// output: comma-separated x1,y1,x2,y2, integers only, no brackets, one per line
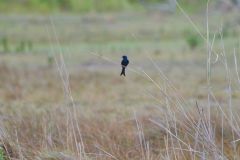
0,0,207,13
0,147,5,160
0,0,136,13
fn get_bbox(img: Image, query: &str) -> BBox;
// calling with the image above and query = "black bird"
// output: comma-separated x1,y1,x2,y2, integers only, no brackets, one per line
120,56,129,76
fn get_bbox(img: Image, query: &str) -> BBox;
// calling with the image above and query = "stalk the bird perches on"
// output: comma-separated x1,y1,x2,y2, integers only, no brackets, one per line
120,56,129,76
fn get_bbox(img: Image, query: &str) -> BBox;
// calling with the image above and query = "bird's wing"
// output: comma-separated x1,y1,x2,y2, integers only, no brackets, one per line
126,60,129,66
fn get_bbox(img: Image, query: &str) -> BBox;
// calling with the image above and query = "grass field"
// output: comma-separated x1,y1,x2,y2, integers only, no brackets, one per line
1,9,240,159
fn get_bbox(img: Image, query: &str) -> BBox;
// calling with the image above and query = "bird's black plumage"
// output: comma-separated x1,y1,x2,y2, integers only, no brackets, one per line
120,56,129,76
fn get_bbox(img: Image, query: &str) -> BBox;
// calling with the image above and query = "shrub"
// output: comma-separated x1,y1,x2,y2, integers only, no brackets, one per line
16,41,26,53
186,33,201,49
0,147,6,160
1,37,9,53
47,54,54,67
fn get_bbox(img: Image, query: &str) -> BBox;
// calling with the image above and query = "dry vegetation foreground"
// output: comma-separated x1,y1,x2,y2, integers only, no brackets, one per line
1,53,240,160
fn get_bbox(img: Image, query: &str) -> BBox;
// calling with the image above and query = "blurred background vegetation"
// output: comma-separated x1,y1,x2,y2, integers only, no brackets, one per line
0,0,239,58
0,0,207,13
